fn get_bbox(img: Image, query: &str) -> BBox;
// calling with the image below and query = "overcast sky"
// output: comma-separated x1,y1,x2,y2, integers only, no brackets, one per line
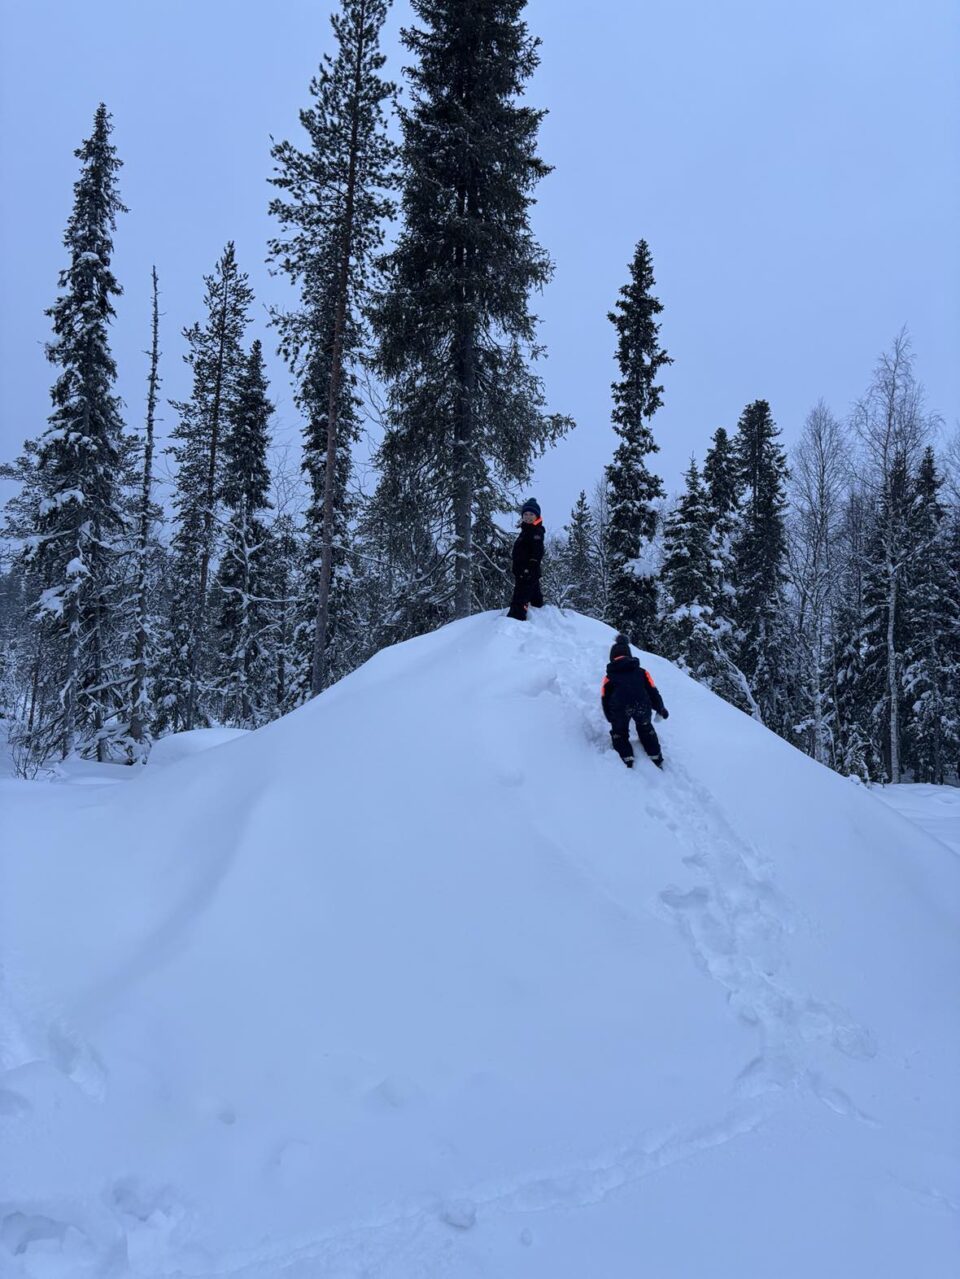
1,0,957,526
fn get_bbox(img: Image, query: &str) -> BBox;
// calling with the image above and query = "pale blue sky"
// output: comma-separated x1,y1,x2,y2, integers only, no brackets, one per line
2,0,957,524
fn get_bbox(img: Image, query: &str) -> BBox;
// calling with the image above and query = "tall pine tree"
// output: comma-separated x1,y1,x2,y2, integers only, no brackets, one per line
269,0,397,694
28,104,128,759
374,0,570,621
730,400,789,729
213,340,274,727
564,490,599,616
604,240,671,648
164,243,254,731
701,425,742,690
703,426,740,530
901,448,960,782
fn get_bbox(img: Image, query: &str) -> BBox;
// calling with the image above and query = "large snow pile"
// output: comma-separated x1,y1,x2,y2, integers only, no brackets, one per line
2,608,959,1277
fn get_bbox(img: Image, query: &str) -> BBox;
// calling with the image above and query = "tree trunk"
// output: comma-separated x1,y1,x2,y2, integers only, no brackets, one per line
27,641,41,734
452,165,475,621
240,512,254,725
93,589,107,762
453,320,475,619
129,266,160,755
61,593,79,759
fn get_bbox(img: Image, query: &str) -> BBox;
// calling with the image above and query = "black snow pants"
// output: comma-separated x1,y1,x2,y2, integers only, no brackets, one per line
609,707,662,767
507,575,543,620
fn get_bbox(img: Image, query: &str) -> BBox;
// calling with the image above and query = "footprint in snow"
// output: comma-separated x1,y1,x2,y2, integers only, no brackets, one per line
807,1073,878,1125
660,885,710,912
439,1199,477,1230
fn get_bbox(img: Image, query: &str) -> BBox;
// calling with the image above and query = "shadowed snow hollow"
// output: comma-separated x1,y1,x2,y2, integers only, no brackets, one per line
2,607,958,1277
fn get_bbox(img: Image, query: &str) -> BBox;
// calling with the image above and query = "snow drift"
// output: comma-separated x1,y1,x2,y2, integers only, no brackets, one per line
2,607,959,1277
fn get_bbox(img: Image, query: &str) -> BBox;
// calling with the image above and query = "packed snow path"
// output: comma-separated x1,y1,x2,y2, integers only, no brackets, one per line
2,608,959,1277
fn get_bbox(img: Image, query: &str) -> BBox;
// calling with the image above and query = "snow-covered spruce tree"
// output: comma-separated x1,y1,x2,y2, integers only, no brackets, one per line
26,104,129,759
373,0,571,622
852,331,934,782
268,0,397,696
703,425,740,534
697,424,756,709
212,341,274,727
785,401,848,765
901,447,960,782
730,400,790,729
163,243,254,732
659,460,721,680
604,240,671,649
702,425,740,619
564,490,599,616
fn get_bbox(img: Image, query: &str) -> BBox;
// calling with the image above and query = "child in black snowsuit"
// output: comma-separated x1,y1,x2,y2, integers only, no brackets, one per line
601,633,669,768
507,499,545,620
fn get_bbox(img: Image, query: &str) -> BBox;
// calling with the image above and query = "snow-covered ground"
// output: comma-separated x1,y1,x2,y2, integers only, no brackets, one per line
2,608,959,1278
873,782,960,858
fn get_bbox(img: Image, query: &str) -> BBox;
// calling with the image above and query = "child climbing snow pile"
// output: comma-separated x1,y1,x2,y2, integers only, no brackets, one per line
601,633,669,768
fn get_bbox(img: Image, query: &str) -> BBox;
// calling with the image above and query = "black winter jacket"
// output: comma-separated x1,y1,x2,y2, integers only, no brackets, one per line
601,656,666,722
512,519,545,580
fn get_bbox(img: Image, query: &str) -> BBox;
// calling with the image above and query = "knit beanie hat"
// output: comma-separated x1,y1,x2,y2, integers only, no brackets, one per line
609,633,632,661
520,498,541,518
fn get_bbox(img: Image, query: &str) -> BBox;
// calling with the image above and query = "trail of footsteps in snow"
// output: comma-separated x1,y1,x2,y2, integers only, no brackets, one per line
172,1096,786,1278
512,607,610,747
653,758,878,1118
515,612,879,1120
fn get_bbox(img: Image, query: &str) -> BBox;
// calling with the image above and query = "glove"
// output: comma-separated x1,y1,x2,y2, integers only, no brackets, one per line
658,708,669,720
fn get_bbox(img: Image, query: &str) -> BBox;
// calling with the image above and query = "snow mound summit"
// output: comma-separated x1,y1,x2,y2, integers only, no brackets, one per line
2,608,959,1277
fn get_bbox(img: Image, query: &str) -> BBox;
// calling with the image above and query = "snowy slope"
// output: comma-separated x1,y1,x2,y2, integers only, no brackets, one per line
2,608,959,1278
